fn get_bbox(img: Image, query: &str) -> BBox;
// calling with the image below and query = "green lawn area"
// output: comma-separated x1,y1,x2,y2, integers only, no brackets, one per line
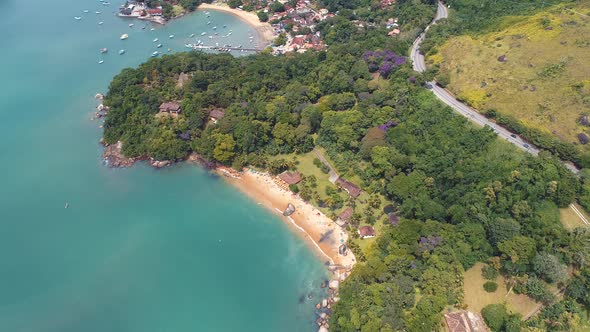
463,262,539,317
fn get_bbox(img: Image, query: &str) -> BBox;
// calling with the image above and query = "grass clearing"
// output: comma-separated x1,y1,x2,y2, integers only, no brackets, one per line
463,262,538,317
431,2,590,152
561,203,590,230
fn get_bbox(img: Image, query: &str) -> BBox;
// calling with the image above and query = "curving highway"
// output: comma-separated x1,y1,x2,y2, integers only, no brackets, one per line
410,1,580,174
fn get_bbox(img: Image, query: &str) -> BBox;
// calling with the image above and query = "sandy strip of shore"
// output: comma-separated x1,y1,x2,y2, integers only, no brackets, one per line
218,168,356,272
198,3,275,46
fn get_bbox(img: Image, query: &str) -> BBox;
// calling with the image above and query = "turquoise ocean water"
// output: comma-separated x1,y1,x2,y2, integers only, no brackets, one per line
0,1,328,331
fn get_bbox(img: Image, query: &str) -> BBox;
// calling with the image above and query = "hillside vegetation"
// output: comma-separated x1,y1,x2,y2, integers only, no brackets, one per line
429,2,590,154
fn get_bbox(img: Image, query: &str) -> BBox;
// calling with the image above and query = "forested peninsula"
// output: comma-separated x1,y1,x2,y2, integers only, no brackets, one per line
102,0,590,330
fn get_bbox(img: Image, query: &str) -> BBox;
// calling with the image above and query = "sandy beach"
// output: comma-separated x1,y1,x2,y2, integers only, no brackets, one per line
198,3,275,46
216,167,356,273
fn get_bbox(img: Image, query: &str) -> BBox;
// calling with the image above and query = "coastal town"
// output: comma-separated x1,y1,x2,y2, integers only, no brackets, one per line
116,0,402,54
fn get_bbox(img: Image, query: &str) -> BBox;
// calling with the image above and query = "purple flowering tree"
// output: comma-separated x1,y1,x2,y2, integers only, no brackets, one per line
363,50,406,78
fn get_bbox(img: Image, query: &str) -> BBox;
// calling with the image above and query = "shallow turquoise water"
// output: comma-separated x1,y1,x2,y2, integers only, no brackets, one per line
0,1,327,331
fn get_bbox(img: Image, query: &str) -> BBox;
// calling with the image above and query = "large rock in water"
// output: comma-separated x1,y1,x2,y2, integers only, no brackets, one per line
283,203,296,216
329,280,339,290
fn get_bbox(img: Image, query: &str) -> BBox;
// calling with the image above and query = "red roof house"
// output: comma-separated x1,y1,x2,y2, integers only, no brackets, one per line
358,226,375,239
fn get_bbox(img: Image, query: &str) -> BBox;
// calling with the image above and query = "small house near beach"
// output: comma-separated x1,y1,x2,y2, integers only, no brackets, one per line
278,171,302,185
336,178,362,198
336,207,353,227
159,102,181,115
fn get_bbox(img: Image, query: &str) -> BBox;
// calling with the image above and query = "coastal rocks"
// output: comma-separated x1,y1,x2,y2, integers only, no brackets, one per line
103,141,135,168
95,104,109,118
328,280,339,290
95,93,104,100
150,159,171,168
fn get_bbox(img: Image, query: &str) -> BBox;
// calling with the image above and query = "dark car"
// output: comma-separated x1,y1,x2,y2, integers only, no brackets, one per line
524,144,530,149
510,134,517,138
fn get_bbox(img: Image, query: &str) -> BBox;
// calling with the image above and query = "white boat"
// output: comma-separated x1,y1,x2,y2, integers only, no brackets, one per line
150,28,155,31
207,21,211,25
189,33,195,37
98,21,104,25
100,47,108,53
95,11,101,14
201,32,206,36
228,32,232,35
98,60,104,64
153,38,159,42
119,49,125,55
169,34,174,39
151,51,159,57
83,10,89,13
102,1,110,5
185,44,193,48
129,23,134,27
208,35,213,39
212,26,217,30
74,16,82,20
120,33,129,40
156,43,162,48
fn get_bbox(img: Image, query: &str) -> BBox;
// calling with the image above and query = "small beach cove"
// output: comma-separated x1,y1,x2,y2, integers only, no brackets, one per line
0,0,328,331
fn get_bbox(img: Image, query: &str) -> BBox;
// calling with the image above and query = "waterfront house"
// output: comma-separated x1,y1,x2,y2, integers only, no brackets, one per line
444,311,488,332
336,207,353,227
336,178,362,197
159,102,181,115
358,226,375,239
147,8,163,16
278,171,302,185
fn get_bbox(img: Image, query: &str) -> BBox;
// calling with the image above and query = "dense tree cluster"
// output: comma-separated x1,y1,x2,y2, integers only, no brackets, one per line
103,0,590,330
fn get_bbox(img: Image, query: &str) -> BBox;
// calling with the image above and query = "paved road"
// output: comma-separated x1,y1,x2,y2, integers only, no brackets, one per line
410,1,580,174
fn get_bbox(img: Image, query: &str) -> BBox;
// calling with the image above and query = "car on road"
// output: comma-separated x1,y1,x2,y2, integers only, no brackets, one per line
425,83,433,89
510,134,516,138
524,144,530,149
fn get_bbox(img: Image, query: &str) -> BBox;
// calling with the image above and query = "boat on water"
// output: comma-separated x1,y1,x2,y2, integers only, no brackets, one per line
74,16,82,20
119,49,125,55
83,10,89,13
120,33,129,40
201,32,206,36
102,1,110,5
207,21,211,25
208,35,213,39
228,32,232,35
189,33,195,37
129,23,134,27
153,38,159,42
223,24,227,28
95,11,101,14
100,47,108,53
150,27,155,31
156,43,163,48
65,202,69,209
212,26,217,30
98,60,104,64
151,51,159,57
98,21,104,25
185,43,193,48
169,34,174,39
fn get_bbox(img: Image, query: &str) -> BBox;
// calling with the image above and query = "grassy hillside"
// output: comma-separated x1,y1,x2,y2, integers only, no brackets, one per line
429,2,590,152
